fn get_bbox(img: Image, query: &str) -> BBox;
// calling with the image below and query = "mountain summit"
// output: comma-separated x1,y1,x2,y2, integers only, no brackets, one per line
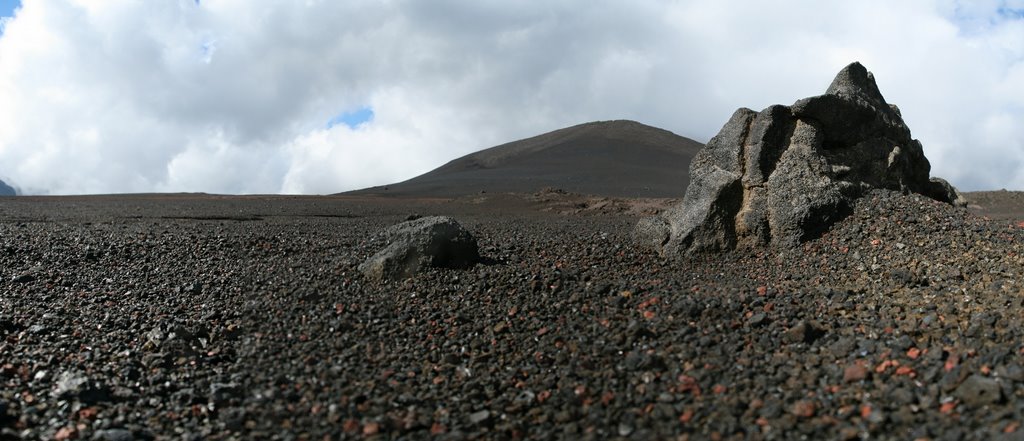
348,120,703,198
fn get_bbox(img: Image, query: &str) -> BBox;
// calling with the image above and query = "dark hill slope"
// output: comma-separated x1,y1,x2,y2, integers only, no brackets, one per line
348,120,703,198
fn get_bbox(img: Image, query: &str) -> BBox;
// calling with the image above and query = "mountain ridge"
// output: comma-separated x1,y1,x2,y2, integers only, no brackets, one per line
347,119,703,198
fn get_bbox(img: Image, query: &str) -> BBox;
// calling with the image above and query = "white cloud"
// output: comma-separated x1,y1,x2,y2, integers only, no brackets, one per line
0,0,1021,194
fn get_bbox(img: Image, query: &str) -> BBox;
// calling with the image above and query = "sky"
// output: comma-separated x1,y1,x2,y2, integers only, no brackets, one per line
0,1,1022,195
0,0,16,20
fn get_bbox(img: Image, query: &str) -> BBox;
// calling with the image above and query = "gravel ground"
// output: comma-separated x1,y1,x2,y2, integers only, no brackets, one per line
0,191,1023,440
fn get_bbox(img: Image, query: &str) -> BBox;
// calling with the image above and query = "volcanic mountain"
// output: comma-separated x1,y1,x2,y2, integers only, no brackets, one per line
348,120,703,198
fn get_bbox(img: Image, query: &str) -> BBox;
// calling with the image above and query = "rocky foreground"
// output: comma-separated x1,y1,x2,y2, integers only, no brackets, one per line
0,191,1022,440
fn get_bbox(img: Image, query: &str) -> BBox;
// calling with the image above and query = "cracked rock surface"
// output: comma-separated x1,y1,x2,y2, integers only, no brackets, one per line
639,62,966,255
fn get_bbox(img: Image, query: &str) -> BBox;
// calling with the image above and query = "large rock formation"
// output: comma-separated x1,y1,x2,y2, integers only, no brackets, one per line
359,216,480,281
638,62,965,255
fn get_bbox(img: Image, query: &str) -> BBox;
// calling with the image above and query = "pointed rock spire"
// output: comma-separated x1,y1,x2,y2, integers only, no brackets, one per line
825,62,889,109
637,62,964,256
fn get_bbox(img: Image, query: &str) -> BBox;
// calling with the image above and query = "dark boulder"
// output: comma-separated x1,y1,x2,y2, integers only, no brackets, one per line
52,370,113,404
640,62,965,255
955,374,1002,407
924,177,967,207
359,216,480,281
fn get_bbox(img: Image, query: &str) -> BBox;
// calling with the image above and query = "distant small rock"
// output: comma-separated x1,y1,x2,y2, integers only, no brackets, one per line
638,62,966,255
359,216,480,281
790,400,816,418
468,409,491,425
747,312,768,327
924,177,967,207
52,370,112,404
783,320,827,344
91,429,135,441
209,382,243,405
843,363,869,383
956,374,1002,407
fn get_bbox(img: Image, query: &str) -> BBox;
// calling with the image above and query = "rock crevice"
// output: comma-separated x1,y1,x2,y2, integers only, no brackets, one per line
638,62,966,255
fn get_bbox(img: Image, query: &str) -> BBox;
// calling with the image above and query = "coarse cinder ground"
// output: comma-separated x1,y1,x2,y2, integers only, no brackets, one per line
0,191,1023,440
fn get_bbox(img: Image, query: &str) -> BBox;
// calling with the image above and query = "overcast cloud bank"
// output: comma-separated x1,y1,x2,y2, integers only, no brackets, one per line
0,0,1021,195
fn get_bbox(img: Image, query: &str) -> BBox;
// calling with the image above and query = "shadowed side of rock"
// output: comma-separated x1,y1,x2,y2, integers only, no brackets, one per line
639,62,967,255
925,177,967,207
359,216,480,281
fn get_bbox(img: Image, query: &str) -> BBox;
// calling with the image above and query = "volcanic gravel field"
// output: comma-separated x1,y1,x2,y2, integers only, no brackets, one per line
1,191,1024,440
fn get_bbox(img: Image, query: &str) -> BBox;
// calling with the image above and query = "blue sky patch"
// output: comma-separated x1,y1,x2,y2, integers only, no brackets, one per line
949,1,1024,34
327,106,374,129
0,0,18,18
0,0,18,36
997,6,1024,19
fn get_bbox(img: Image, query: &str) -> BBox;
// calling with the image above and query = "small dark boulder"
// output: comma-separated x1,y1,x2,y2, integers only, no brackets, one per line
52,370,112,404
924,177,967,207
359,216,480,281
91,429,136,441
783,320,827,344
955,374,1002,407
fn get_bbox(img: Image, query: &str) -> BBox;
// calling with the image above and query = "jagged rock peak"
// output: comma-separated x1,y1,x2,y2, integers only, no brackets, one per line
635,62,965,256
825,62,888,108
